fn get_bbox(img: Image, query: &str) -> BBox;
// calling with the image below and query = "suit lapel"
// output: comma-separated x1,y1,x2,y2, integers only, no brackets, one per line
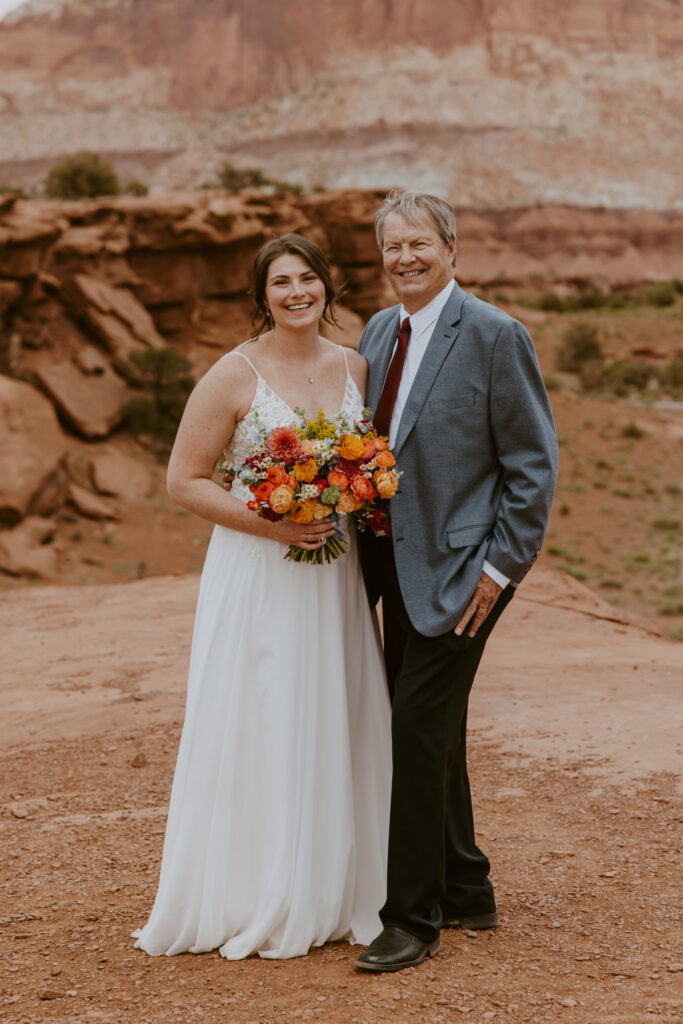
393,284,467,457
366,309,401,414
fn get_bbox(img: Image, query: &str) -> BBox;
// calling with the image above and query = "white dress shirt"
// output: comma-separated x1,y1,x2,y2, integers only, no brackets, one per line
386,279,510,590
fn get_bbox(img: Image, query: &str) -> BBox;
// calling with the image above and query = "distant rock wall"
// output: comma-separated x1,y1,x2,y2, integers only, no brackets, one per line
0,0,681,208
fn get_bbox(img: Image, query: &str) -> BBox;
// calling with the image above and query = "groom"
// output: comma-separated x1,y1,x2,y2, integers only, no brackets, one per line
356,190,558,972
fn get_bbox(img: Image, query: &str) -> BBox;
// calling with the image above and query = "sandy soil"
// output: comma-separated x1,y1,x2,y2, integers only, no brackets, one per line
1,567,682,1024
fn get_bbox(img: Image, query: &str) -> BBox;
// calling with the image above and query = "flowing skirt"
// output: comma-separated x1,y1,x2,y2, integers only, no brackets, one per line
134,524,391,959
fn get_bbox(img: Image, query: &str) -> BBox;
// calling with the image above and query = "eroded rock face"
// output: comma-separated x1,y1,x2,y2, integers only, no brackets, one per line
0,375,68,525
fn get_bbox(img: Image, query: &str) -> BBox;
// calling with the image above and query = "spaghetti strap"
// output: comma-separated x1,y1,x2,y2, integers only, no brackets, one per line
233,347,261,379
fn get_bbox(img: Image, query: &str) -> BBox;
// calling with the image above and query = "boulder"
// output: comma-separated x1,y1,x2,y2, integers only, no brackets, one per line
64,275,165,375
0,375,68,525
34,357,130,439
0,516,57,578
67,482,120,520
89,449,152,502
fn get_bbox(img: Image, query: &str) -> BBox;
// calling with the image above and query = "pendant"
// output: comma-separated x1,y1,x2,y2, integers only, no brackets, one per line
307,377,314,384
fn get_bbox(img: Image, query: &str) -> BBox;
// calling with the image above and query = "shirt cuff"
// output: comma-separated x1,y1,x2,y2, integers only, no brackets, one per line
482,560,511,589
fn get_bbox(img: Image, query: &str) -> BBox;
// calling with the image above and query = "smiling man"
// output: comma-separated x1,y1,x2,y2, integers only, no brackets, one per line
355,190,558,972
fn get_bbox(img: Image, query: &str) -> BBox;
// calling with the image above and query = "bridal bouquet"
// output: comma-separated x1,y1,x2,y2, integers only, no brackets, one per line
222,407,400,565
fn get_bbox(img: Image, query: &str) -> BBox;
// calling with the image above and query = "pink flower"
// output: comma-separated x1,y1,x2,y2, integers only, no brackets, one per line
268,426,303,463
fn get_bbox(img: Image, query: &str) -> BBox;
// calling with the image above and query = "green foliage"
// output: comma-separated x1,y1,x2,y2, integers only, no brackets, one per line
658,585,683,616
652,517,681,533
543,372,562,391
45,152,120,199
125,179,149,196
621,421,646,440
635,281,677,307
216,161,302,194
556,322,604,373
121,347,195,455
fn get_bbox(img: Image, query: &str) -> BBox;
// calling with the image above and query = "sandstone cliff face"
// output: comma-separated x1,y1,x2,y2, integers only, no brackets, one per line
1,1,681,208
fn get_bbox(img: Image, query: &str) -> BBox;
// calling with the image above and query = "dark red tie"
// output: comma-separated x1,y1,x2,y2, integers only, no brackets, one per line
374,316,411,438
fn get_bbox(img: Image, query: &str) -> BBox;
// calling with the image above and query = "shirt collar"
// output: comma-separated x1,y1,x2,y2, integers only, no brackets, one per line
400,278,455,336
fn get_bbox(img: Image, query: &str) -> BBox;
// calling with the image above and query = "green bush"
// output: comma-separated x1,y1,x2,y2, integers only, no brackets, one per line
556,322,604,373
217,162,269,191
121,347,194,454
216,161,301,194
636,281,677,307
45,152,120,199
125,179,149,197
537,291,565,312
621,421,646,440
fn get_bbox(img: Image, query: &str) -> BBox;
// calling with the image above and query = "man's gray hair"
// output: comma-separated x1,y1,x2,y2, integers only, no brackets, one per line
375,190,457,267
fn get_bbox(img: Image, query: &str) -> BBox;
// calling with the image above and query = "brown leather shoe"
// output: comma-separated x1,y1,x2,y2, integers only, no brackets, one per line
355,926,440,972
441,910,500,930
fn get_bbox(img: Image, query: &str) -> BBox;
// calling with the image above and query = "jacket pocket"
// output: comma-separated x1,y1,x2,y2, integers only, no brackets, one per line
429,392,476,412
447,522,494,549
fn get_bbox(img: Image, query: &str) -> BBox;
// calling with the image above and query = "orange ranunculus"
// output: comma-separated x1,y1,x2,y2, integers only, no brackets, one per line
293,458,318,483
360,438,377,460
374,449,395,468
374,469,399,499
269,485,295,514
336,491,364,514
290,499,316,524
267,465,290,486
327,469,350,491
351,475,378,502
373,437,388,451
337,434,365,460
254,480,276,502
247,499,260,511
312,477,327,496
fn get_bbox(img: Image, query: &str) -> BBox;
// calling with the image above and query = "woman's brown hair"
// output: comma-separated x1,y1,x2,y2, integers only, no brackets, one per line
251,233,343,335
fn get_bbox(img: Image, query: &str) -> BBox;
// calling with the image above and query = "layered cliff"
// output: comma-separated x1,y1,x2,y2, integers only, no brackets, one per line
1,0,681,208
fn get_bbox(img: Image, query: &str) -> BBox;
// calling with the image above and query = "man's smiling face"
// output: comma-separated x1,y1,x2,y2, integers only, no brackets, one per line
381,211,456,314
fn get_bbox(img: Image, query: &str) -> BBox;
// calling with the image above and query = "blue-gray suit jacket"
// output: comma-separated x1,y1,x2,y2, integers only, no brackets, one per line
358,282,559,637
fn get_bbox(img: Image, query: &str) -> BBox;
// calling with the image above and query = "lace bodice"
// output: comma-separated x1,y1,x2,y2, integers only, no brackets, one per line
223,349,365,504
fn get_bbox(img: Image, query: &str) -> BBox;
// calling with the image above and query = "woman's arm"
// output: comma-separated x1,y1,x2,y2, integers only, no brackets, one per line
345,348,369,403
166,354,335,549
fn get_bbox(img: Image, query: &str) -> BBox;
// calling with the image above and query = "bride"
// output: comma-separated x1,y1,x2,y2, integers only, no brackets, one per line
134,234,392,960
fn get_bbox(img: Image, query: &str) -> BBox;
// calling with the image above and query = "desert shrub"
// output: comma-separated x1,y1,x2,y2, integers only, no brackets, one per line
658,584,683,616
543,372,562,391
621,421,646,440
556,322,604,373
572,288,609,310
121,347,194,454
659,360,683,397
603,360,657,397
45,152,120,199
652,518,681,533
125,179,149,196
636,281,677,307
537,291,565,312
217,162,269,191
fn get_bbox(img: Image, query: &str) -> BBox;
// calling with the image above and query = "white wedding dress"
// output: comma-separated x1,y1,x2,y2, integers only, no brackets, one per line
134,348,392,960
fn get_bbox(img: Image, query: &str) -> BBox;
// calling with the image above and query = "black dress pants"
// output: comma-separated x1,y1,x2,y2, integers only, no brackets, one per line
375,538,514,943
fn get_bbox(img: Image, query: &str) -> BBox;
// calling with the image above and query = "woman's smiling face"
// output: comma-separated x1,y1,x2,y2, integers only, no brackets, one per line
265,253,326,330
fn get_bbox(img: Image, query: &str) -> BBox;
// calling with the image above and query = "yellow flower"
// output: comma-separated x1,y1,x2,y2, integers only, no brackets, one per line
337,434,365,460
290,500,316,524
293,458,318,482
